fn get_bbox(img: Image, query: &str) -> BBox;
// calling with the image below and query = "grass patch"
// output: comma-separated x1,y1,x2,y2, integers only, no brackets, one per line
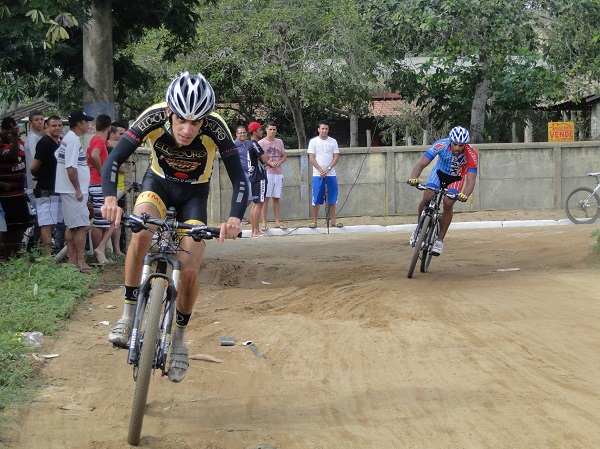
592,229,600,254
0,256,95,413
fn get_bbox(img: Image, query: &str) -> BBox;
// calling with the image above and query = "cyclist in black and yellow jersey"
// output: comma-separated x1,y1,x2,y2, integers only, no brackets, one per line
101,72,247,382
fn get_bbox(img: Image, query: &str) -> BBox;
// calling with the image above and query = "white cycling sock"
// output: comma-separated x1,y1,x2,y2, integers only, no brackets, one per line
122,303,136,321
172,326,186,347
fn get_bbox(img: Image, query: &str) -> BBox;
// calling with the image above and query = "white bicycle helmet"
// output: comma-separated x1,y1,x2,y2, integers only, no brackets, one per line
165,71,215,120
448,126,470,144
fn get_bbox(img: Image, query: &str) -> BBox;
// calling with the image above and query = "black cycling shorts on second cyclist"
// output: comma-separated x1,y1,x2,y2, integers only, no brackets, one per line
136,171,209,224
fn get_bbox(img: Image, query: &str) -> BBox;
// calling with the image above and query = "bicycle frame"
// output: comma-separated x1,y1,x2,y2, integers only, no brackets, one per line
408,170,461,278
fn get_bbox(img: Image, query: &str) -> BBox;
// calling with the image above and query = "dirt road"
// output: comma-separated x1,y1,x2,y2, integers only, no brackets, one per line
6,213,600,449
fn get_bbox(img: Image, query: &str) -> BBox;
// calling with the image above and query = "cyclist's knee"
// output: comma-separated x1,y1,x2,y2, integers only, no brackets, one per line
129,231,152,252
443,197,456,209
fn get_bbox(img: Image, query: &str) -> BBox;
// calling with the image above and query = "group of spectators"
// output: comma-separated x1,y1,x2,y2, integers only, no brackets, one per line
234,120,342,237
0,110,128,268
0,107,345,262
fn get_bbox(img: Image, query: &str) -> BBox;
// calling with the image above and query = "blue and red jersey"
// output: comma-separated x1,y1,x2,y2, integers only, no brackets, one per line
424,138,478,193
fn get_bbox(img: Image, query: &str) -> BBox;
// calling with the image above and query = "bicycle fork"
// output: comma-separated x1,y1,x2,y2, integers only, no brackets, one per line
415,199,437,246
127,258,181,373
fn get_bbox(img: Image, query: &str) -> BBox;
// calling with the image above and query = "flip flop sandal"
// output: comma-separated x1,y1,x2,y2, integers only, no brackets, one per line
332,222,344,228
308,222,317,228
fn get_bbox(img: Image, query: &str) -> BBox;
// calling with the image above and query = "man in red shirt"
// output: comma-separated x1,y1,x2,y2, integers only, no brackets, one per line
87,114,113,264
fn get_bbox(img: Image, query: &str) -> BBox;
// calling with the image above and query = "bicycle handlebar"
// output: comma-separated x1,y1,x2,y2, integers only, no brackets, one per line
122,213,236,240
413,183,458,200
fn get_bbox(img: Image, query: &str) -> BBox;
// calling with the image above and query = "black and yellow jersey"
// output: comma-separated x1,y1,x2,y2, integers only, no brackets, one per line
125,102,236,184
101,102,248,219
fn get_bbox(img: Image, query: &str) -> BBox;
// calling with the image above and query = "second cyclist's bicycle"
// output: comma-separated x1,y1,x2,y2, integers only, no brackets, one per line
565,172,600,224
121,208,225,446
407,170,461,278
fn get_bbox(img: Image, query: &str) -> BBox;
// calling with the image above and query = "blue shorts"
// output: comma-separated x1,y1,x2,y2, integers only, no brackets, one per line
312,176,338,206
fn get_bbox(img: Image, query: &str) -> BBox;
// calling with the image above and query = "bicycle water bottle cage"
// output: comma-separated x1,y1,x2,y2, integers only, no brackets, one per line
437,170,462,189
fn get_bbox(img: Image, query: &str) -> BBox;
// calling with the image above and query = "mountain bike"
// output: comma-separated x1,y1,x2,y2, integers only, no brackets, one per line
407,170,461,279
565,172,600,224
121,208,228,446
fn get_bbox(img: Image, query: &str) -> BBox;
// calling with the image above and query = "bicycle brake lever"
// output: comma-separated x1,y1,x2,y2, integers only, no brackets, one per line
125,215,148,233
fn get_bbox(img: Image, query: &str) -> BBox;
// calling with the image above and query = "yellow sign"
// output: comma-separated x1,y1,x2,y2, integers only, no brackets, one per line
548,122,574,142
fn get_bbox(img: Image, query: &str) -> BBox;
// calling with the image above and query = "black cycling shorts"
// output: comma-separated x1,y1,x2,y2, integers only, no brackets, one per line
137,170,209,224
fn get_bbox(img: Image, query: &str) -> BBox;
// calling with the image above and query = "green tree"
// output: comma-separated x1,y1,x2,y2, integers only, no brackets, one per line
543,0,600,88
0,1,87,111
0,1,209,118
188,0,379,148
372,0,564,142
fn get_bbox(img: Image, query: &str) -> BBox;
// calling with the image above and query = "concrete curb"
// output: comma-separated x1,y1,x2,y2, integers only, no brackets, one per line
241,218,577,238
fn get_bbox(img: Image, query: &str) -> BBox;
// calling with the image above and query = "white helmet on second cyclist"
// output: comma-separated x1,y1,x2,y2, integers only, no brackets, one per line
166,71,215,121
449,126,470,144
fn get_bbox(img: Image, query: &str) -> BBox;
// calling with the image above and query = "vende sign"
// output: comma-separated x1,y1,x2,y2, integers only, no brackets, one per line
548,122,574,142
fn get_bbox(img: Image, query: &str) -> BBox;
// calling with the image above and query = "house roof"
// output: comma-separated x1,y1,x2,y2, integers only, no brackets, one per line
370,99,406,117
541,94,600,112
0,100,55,121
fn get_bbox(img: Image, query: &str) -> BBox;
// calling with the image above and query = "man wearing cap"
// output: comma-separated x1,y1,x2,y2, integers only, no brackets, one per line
55,110,94,272
0,117,32,258
247,121,275,237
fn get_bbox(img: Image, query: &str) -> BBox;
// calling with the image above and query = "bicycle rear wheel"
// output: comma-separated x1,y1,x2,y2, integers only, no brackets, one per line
408,215,430,278
420,218,439,273
565,187,600,224
128,278,167,446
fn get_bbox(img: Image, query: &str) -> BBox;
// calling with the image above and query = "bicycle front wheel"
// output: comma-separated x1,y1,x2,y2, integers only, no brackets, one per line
420,218,439,273
565,187,600,224
128,278,167,446
408,215,431,278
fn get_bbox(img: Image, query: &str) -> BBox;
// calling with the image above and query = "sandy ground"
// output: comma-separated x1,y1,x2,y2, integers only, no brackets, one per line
5,209,600,449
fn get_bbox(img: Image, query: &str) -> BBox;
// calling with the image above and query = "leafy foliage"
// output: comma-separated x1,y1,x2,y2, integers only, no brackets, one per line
370,0,573,141
183,0,380,148
2,0,599,143
543,0,600,91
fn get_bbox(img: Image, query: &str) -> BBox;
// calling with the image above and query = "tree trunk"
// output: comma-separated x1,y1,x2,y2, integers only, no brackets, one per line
524,117,533,142
349,114,358,147
511,121,518,143
280,88,306,149
470,74,491,144
83,0,115,119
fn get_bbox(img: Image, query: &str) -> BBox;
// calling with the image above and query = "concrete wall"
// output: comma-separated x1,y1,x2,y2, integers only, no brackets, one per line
128,141,600,223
